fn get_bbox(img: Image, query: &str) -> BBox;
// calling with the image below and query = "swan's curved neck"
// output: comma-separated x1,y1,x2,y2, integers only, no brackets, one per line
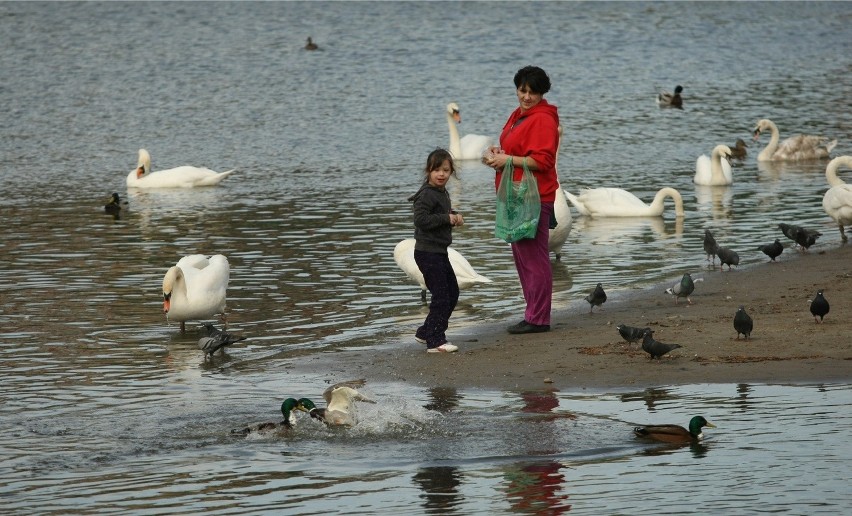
651,187,685,217
447,111,461,159
826,158,852,187
758,121,780,161
710,148,727,181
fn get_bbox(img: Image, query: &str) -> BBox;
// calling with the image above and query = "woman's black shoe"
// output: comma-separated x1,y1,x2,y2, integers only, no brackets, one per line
507,320,550,334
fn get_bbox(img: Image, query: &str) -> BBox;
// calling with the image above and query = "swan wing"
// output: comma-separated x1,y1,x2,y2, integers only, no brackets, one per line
578,188,650,217
448,247,491,287
776,135,836,160
563,190,591,216
393,239,426,289
459,134,494,160
823,185,852,224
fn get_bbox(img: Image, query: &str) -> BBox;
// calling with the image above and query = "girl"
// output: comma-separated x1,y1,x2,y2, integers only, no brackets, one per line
408,148,464,353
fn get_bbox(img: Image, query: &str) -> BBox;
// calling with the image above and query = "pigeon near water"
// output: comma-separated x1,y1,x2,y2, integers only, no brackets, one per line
733,306,753,339
198,322,247,359
665,273,695,304
779,223,821,251
585,283,607,313
641,329,683,359
616,324,650,348
703,229,719,265
809,290,830,323
757,239,784,262
716,246,740,271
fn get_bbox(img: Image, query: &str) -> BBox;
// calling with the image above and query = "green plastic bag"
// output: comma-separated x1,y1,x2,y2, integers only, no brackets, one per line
494,157,541,243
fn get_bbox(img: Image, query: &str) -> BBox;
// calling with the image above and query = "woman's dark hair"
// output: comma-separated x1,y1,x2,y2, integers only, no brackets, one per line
513,65,551,95
423,148,457,180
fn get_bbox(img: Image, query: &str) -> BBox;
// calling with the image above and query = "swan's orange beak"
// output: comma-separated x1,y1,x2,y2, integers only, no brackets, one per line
452,111,461,124
163,295,171,314
136,166,145,179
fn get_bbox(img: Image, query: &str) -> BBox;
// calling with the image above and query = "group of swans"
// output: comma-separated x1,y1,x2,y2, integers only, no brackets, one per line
127,149,236,188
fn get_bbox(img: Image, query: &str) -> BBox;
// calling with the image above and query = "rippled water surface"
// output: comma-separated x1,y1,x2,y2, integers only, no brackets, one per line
1,1,851,513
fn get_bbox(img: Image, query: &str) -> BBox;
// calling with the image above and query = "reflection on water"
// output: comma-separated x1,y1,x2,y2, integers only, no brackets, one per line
413,466,463,515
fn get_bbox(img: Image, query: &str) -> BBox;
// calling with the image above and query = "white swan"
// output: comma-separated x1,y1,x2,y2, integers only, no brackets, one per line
127,149,236,188
446,102,493,160
393,239,492,301
162,254,230,332
752,119,837,162
822,155,852,242
694,145,734,185
564,187,685,218
548,126,572,260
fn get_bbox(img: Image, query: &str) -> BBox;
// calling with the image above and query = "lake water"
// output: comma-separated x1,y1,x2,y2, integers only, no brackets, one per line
1,1,850,514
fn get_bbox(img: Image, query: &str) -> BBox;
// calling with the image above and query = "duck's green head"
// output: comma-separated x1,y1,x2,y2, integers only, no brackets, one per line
296,398,316,412
281,398,300,422
688,416,716,436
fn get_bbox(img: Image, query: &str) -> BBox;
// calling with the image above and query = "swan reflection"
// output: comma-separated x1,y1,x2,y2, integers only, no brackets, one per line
694,185,733,220
571,215,682,245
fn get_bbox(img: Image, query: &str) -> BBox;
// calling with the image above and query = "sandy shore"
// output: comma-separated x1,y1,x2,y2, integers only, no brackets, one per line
301,242,852,391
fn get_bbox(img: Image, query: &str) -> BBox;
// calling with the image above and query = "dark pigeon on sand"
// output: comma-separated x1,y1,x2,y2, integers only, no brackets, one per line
733,306,753,340
617,324,651,348
778,223,821,251
757,239,784,262
585,283,607,313
198,322,247,359
665,273,695,304
703,229,719,264
716,246,740,271
641,329,683,359
809,290,830,323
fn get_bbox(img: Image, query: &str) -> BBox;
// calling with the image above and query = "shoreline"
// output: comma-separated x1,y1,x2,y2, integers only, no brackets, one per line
300,243,852,391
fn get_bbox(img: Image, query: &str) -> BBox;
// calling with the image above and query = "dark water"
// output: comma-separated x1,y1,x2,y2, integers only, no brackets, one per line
1,2,851,513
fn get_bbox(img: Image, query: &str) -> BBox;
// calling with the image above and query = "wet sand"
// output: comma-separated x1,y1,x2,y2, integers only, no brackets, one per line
300,242,852,391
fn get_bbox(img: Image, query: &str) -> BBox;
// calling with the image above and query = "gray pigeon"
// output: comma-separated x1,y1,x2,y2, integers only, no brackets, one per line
703,229,719,264
733,306,753,340
585,283,607,313
617,324,651,349
757,239,783,262
641,329,683,359
809,290,830,323
198,322,247,359
716,246,740,271
779,223,821,251
665,273,695,304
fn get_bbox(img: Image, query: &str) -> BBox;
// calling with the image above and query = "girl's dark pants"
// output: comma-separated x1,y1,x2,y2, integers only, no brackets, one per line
414,249,459,348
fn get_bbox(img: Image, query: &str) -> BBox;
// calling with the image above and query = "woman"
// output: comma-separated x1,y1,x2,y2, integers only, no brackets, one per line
484,65,560,334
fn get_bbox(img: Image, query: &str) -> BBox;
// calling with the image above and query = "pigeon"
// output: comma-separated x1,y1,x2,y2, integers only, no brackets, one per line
809,290,830,323
198,322,247,359
733,306,753,340
641,329,683,359
757,239,784,262
616,324,650,349
703,229,719,264
716,246,740,271
665,273,695,304
585,283,607,313
779,223,821,251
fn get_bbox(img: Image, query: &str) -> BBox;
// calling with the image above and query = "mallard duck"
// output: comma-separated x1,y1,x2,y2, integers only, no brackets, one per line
231,398,301,436
162,254,230,332
127,149,236,188
657,85,683,109
297,380,375,426
304,37,319,50
104,192,127,218
730,139,748,161
634,416,716,443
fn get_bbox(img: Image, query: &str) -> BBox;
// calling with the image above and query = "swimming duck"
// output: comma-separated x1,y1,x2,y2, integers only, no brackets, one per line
394,239,491,302
446,102,493,160
103,192,127,219
162,254,230,332
231,398,302,436
657,85,683,109
304,37,319,50
127,148,236,188
297,380,375,427
694,145,733,185
564,187,684,217
752,119,837,161
634,416,716,443
821,156,852,242
730,139,748,161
